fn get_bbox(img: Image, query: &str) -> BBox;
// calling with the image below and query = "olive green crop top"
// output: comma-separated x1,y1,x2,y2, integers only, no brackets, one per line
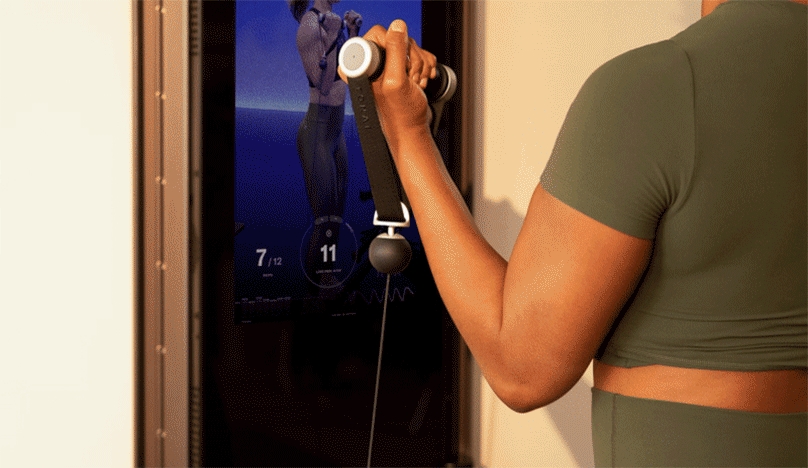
540,0,807,371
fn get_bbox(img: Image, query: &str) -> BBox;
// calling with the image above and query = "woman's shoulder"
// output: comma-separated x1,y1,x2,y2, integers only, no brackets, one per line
589,40,690,92
300,9,319,24
297,9,321,40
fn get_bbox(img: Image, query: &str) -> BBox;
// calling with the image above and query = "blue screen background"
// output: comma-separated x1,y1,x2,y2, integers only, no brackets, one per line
234,1,423,314
236,0,422,112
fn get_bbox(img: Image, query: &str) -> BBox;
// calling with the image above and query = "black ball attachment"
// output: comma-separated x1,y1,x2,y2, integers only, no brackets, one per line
369,232,412,274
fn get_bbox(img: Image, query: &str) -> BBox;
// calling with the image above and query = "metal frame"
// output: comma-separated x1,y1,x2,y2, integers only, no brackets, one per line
135,1,190,466
458,3,480,465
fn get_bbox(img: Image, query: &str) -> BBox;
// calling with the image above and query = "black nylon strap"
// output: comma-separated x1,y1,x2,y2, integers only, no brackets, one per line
310,8,344,60
347,76,407,223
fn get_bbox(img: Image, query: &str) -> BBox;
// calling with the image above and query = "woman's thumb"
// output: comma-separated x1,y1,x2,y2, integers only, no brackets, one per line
385,20,409,80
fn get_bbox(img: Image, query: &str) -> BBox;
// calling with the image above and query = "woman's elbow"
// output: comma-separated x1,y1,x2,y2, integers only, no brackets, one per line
489,382,531,413
490,379,551,414
494,371,582,413
502,390,562,414
503,396,543,414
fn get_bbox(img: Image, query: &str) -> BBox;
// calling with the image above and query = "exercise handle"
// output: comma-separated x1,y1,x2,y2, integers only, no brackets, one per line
339,37,456,104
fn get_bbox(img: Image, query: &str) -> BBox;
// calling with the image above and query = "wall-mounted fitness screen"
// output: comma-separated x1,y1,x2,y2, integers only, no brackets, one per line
185,2,470,466
234,1,425,323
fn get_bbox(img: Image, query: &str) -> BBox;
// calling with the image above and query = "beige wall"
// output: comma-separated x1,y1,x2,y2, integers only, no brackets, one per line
470,1,700,466
0,1,134,466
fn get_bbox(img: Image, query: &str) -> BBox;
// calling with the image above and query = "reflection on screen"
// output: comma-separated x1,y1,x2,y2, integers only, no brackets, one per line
234,1,424,322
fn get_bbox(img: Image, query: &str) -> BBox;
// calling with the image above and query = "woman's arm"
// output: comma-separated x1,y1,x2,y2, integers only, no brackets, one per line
362,21,652,412
296,10,343,98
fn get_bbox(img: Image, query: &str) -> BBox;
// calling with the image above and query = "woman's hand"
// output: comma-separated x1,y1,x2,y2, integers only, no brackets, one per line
344,10,362,37
360,20,438,151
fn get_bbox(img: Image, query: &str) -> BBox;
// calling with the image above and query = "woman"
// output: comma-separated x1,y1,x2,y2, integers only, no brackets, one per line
354,1,807,465
291,0,361,288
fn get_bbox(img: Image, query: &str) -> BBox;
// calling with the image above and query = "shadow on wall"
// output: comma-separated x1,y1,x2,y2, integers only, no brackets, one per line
545,377,594,467
475,196,594,468
474,197,525,260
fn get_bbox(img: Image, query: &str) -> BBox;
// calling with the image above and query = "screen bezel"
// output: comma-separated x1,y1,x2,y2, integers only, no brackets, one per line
184,1,475,466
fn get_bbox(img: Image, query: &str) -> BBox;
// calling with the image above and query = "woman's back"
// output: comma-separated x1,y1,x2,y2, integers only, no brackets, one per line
590,0,807,373
539,1,806,464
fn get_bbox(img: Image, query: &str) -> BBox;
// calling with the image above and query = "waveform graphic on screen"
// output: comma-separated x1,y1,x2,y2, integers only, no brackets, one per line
347,286,415,305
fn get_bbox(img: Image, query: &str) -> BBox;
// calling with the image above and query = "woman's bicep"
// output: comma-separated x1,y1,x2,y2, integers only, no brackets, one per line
498,42,692,410
500,184,651,409
295,16,324,81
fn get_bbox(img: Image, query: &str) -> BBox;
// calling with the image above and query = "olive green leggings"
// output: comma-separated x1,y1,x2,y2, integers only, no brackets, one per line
592,388,807,467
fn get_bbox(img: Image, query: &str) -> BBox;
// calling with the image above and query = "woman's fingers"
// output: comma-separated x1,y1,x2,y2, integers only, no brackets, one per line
407,38,422,85
363,24,388,49
427,53,437,79
350,20,434,135
359,21,437,90
383,20,410,89
407,39,437,89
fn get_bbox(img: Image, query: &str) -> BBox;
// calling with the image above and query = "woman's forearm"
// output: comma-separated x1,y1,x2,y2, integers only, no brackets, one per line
356,19,532,402
389,128,519,400
356,20,652,412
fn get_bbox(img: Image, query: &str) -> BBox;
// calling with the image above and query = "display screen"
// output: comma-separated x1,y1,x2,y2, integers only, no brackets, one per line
234,1,425,322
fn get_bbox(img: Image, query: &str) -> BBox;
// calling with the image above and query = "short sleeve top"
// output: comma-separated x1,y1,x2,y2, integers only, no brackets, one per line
539,0,807,371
